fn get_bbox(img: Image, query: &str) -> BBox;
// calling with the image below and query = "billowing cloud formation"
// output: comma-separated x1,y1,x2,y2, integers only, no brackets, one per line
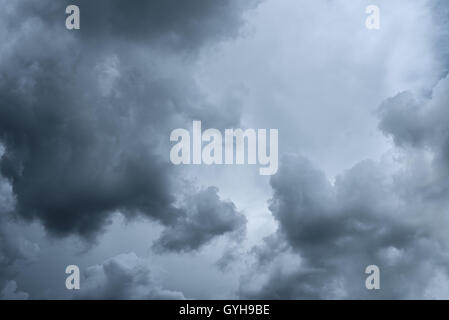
379,75,449,168
77,252,184,299
241,155,449,299
239,75,449,299
154,187,246,252
2,0,448,300
0,0,252,247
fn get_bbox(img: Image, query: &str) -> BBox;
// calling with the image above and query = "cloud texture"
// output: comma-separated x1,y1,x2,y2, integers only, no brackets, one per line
78,252,184,299
240,75,449,299
0,0,252,250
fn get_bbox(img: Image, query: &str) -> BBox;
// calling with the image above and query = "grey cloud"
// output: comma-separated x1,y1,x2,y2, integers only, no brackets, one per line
378,92,432,148
379,75,449,168
215,245,242,272
77,252,185,299
240,152,449,299
239,70,449,300
0,54,182,237
14,0,260,51
0,280,29,300
0,219,39,284
154,187,246,253
0,172,38,297
0,0,253,245
377,76,449,218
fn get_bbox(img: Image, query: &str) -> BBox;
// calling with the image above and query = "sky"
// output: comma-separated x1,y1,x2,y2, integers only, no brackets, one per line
1,0,449,299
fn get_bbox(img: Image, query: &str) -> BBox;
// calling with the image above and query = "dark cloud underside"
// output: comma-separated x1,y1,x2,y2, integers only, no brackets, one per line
0,0,254,247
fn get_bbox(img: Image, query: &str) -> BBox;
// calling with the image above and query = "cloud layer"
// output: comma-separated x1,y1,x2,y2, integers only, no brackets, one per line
77,252,184,299
0,0,252,251
240,75,449,299
1,0,448,300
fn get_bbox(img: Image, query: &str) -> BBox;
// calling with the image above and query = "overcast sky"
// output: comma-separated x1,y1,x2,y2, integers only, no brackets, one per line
1,0,449,299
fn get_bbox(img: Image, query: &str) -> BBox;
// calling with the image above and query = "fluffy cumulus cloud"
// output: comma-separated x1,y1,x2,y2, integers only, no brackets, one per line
0,0,252,249
240,74,449,299
154,187,246,253
379,75,449,168
77,252,184,299
233,0,449,299
2,0,449,300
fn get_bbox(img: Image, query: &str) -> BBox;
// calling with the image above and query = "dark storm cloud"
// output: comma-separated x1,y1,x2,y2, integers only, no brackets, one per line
15,0,259,50
0,44,182,238
0,1,253,245
240,151,449,299
154,187,246,253
77,252,185,299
